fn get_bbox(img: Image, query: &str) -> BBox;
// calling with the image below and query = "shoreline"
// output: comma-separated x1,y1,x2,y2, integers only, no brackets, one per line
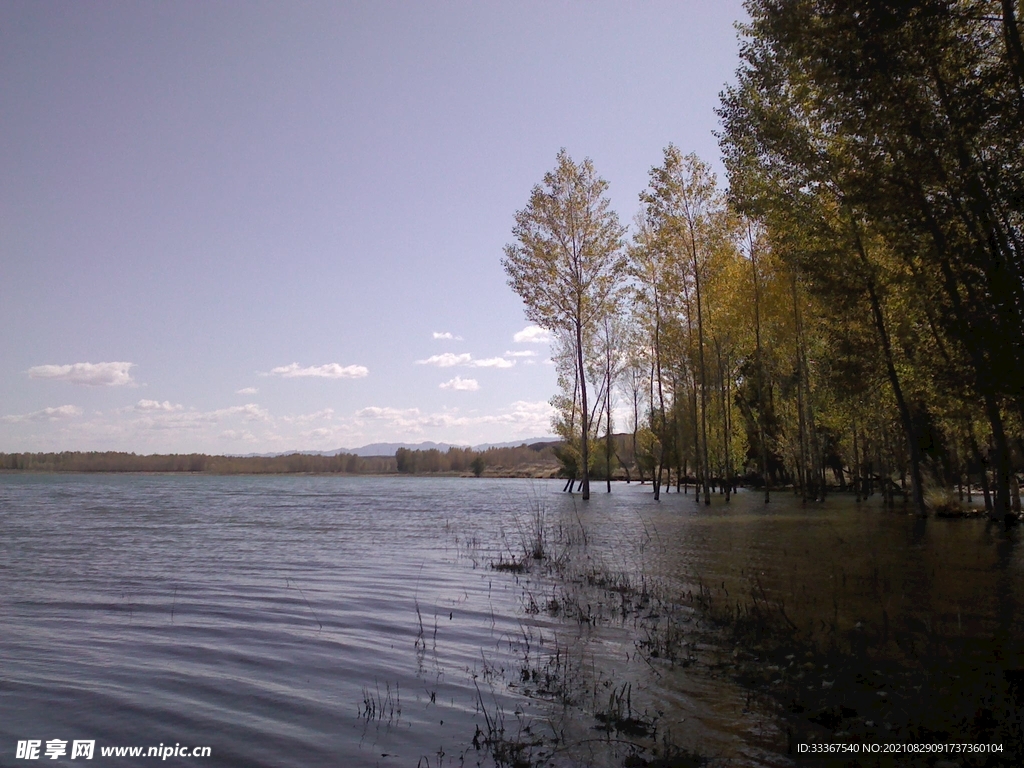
0,470,1001,506
0,468,560,478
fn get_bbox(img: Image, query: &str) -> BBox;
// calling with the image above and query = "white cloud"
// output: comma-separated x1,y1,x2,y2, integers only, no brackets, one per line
352,400,553,436
356,406,421,421
417,352,514,369
432,331,463,341
129,403,271,432
28,361,135,386
459,400,555,433
504,350,538,358
236,387,259,395
513,325,552,344
269,363,369,379
354,406,428,433
494,400,556,434
4,396,556,452
440,376,480,391
416,353,472,367
217,403,271,421
283,408,335,424
2,405,83,423
135,399,183,412
219,429,257,442
469,357,515,369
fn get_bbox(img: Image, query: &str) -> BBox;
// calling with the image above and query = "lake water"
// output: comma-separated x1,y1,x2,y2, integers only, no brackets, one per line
3,475,1022,767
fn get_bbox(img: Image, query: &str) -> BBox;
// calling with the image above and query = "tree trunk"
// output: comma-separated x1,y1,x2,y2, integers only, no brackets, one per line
750,232,770,504
791,275,809,503
853,423,861,503
851,223,928,515
691,234,711,506
716,340,732,503
653,300,667,502
576,317,590,500
631,378,640,484
606,364,613,493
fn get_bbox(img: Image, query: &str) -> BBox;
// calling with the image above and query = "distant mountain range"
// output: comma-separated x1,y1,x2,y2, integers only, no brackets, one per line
235,437,557,459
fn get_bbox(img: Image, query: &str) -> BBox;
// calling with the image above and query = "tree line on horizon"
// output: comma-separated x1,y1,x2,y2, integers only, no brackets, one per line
0,451,397,474
503,0,1024,518
0,443,566,477
394,442,560,476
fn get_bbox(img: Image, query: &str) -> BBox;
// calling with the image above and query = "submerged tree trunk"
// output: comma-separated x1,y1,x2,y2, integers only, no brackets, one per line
791,275,809,503
866,276,926,515
849,221,928,515
606,362,613,493
983,392,1013,521
716,339,732,502
968,424,991,512
750,229,770,504
576,317,591,501
853,423,862,503
653,303,667,502
687,233,711,506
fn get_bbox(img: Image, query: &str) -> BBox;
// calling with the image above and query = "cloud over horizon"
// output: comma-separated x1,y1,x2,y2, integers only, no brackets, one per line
1,396,555,453
353,400,553,437
2,405,83,423
218,404,271,421
135,399,183,412
439,376,479,391
268,363,369,379
416,353,472,367
416,353,514,369
28,362,135,386
283,408,335,424
469,357,514,369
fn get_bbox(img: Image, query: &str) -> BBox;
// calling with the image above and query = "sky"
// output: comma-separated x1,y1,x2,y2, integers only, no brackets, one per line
1,0,747,454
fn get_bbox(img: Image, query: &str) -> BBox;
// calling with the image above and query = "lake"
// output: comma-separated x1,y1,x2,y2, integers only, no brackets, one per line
3,475,1022,766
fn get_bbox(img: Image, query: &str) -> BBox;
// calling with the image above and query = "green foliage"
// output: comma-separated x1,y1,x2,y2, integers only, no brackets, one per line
503,150,627,499
470,455,486,477
502,149,626,336
394,443,559,476
634,428,661,478
716,0,1024,513
491,3,1024,511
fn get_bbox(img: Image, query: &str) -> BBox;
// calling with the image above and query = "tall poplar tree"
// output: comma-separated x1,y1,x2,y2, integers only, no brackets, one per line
641,146,727,505
503,150,626,500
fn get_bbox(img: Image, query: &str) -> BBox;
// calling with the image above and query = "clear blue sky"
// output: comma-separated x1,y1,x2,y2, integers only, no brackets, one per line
1,0,746,453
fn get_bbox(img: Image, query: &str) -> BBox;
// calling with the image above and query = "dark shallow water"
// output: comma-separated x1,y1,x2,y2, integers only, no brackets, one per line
2,475,1022,767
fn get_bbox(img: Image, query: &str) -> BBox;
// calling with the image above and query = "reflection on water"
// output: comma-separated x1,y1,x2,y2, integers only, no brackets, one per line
2,475,1021,766
641,488,1024,655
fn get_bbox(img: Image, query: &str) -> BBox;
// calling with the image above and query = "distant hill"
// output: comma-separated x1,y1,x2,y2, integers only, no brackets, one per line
343,437,555,457
472,438,558,451
343,441,460,457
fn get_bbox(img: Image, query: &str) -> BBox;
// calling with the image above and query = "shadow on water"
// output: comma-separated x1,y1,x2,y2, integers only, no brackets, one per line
468,484,1024,767
622,488,1024,766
